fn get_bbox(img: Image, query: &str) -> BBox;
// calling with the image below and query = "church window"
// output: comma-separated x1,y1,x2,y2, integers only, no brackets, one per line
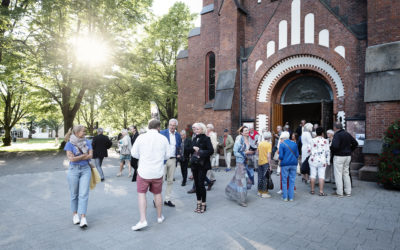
206,52,216,101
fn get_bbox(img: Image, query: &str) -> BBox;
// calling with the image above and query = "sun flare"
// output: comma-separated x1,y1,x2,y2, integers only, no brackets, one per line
72,36,109,66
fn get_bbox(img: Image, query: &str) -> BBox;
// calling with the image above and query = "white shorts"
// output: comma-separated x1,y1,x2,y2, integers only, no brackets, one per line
310,165,326,180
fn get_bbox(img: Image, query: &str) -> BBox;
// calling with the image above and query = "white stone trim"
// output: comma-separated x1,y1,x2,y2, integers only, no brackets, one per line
255,60,263,72
267,41,275,58
334,46,345,58
291,0,301,45
257,55,345,102
304,13,314,44
337,111,346,129
279,20,288,50
319,29,329,47
257,114,268,133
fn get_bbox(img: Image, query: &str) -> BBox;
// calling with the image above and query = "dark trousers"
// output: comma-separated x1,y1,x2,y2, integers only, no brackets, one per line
193,168,207,202
181,159,189,184
131,158,138,182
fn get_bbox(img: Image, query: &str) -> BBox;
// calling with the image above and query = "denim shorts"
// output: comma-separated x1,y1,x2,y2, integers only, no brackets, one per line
120,154,131,161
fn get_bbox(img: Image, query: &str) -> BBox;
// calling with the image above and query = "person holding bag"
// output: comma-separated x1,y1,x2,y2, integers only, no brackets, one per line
64,125,93,228
188,122,214,213
301,123,314,184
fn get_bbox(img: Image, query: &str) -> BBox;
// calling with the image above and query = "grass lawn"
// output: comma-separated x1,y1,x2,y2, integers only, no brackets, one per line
0,138,62,152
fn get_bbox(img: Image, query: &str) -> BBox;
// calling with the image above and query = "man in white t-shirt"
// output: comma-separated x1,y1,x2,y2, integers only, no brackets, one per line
131,119,169,231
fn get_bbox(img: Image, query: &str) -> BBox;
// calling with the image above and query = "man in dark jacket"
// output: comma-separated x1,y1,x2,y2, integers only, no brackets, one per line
178,130,192,186
92,128,112,181
331,122,358,197
129,125,139,182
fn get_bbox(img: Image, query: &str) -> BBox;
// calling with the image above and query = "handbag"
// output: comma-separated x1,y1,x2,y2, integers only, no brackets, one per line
90,167,101,190
273,151,279,161
190,155,204,169
265,169,274,190
300,156,310,175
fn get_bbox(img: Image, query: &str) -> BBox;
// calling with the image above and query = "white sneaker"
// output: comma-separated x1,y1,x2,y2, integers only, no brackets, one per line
79,217,87,228
157,215,165,224
73,214,80,225
277,190,282,194
261,193,271,198
131,220,148,231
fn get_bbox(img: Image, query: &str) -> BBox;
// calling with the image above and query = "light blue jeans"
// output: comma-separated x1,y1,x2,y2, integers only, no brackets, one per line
281,165,297,200
67,164,91,215
94,157,104,179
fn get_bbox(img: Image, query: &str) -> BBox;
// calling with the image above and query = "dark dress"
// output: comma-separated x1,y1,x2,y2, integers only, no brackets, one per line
188,134,213,202
179,137,192,185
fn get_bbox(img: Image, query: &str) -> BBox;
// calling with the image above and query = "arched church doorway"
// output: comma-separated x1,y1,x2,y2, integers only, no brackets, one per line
271,70,334,133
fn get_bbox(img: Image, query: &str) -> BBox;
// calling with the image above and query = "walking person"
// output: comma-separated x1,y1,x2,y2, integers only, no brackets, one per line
64,125,93,228
188,123,214,213
331,122,358,197
131,119,169,231
301,123,313,183
117,129,132,177
92,128,112,182
225,126,254,207
257,132,272,198
129,125,139,182
222,128,234,172
309,127,330,196
160,118,182,207
278,131,299,201
179,130,192,186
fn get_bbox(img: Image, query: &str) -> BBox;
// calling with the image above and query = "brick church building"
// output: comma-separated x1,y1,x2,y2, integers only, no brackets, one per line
176,0,400,178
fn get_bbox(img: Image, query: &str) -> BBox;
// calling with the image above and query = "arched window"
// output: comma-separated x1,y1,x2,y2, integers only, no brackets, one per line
206,52,216,101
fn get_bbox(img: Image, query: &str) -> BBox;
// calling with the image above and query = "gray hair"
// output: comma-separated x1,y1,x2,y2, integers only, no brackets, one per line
73,125,85,135
180,130,186,135
334,122,343,130
169,118,178,126
304,123,313,132
148,119,161,130
327,129,334,135
121,129,128,135
263,131,272,140
97,128,104,134
193,122,207,134
206,124,214,130
280,131,290,140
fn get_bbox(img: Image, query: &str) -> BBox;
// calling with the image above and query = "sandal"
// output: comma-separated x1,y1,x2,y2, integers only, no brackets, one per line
319,192,327,196
200,203,207,213
116,172,122,177
310,191,315,195
194,202,201,213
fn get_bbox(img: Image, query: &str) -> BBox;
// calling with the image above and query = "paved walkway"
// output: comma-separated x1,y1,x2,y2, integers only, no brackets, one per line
0,152,399,250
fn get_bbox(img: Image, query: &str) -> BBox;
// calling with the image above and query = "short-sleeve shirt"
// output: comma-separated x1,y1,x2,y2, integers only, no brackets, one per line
258,141,272,165
64,140,93,166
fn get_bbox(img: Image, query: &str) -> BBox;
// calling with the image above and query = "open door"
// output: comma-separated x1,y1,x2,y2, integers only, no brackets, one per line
321,100,333,130
272,103,283,144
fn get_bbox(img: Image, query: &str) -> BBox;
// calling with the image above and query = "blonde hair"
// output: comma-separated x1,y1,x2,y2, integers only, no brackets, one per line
64,125,85,141
193,122,207,134
304,123,313,132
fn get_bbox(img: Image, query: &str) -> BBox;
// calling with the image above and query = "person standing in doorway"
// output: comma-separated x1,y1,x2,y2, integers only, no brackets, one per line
222,128,234,172
129,125,139,182
131,119,169,230
331,122,358,197
92,128,112,182
160,119,182,207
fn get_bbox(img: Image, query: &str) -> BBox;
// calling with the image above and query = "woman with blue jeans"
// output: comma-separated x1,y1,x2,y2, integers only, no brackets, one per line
64,125,93,228
278,131,299,201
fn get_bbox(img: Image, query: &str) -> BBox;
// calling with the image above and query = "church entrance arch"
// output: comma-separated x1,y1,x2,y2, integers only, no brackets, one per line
270,70,334,133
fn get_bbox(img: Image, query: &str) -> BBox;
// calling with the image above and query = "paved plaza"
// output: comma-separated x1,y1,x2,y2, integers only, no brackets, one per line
0,151,399,250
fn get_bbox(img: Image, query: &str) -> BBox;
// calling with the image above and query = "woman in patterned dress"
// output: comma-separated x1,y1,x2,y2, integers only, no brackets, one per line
309,127,331,196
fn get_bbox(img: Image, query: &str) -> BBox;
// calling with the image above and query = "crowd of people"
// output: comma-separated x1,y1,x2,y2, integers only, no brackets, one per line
63,118,358,230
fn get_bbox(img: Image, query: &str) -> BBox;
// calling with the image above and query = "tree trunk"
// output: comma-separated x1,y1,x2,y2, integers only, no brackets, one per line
3,126,11,146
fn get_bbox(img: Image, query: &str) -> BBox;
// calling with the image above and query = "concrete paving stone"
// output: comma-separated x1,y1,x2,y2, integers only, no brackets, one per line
361,239,396,250
305,242,330,250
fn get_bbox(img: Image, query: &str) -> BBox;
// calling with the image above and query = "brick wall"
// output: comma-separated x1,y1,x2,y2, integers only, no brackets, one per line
366,102,400,139
368,0,400,46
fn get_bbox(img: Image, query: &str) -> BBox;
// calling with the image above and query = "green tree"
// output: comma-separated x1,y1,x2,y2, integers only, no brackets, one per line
30,0,152,139
131,2,196,127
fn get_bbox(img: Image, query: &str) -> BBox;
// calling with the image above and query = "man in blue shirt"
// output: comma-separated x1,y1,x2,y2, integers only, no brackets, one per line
160,118,182,207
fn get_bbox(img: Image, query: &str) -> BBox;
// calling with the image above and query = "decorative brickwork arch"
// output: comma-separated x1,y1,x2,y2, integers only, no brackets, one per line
257,55,345,103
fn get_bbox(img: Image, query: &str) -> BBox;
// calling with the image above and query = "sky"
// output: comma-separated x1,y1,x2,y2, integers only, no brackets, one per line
151,0,202,27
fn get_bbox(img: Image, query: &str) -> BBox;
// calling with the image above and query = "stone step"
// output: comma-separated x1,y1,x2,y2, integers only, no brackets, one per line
358,166,378,182
350,162,363,171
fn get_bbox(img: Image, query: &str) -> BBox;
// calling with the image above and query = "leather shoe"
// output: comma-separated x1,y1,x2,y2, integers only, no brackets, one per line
181,182,186,186
164,201,175,207
187,188,196,194
207,181,214,191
